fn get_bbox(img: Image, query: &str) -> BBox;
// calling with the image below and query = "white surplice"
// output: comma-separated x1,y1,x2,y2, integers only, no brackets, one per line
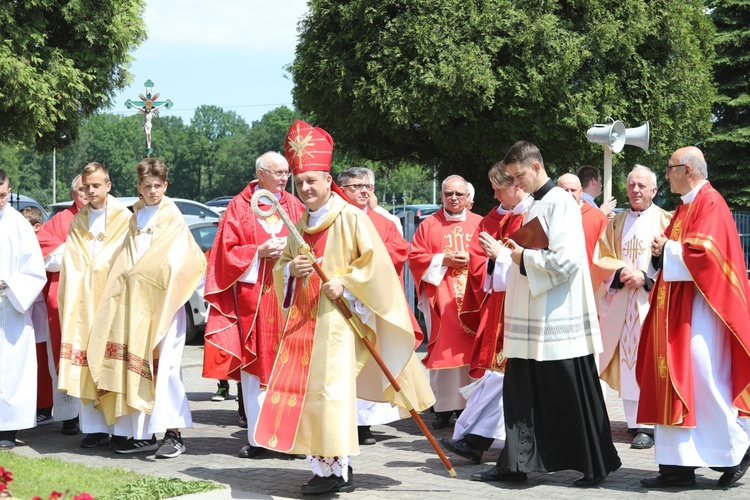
0,205,47,431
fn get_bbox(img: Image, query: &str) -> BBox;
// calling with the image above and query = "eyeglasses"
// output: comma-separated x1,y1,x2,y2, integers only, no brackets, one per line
666,163,687,172
442,191,467,198
341,183,373,192
260,168,291,179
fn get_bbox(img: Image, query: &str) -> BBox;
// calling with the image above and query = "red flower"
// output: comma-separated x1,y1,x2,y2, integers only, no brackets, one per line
0,483,7,493
49,491,64,499
73,493,95,500
0,467,12,484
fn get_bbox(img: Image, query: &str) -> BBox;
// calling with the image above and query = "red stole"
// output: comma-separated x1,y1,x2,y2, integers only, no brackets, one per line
459,208,524,378
36,204,78,369
255,231,328,452
637,183,750,426
203,182,305,382
409,209,481,369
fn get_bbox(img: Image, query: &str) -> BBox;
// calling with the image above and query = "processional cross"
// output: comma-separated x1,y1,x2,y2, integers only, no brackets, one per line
124,79,173,156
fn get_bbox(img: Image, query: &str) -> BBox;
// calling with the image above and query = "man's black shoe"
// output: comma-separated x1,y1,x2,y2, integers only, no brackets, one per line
440,438,482,464
80,432,109,448
238,443,266,458
358,426,376,445
718,448,750,487
640,474,696,488
432,411,452,430
573,474,607,487
631,432,654,449
470,466,527,482
300,466,354,495
61,417,79,436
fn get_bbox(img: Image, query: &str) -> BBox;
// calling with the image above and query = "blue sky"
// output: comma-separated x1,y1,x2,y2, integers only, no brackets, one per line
109,0,309,126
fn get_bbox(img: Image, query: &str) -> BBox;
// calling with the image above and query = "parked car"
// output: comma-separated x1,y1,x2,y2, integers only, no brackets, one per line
9,194,49,221
49,197,221,219
391,204,440,218
205,196,234,214
185,216,220,343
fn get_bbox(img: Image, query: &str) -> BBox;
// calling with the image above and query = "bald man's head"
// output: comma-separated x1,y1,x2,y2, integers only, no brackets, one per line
558,173,582,203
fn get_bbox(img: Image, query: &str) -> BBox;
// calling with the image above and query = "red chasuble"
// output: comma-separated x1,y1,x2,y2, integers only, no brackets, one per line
459,208,524,378
366,209,424,346
203,181,305,383
36,204,79,369
637,183,750,426
409,209,481,369
581,202,608,270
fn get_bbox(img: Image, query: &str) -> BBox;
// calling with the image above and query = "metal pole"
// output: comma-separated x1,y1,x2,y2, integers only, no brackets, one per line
603,146,613,203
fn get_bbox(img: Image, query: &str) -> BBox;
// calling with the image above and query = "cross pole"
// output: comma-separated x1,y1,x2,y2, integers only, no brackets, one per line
124,79,173,156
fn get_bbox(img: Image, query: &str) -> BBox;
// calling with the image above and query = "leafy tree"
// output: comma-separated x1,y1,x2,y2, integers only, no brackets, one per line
705,0,750,210
0,0,147,151
291,0,716,205
189,105,249,199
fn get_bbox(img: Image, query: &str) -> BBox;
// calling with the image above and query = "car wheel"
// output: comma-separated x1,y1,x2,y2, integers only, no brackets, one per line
185,303,198,344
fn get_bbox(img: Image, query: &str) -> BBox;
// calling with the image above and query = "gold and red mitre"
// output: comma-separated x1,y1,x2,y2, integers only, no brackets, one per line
284,120,334,175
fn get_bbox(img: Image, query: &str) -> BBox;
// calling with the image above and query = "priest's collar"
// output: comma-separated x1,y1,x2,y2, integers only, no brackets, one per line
629,203,654,217
531,179,556,200
253,184,281,200
443,207,466,222
307,196,333,228
681,180,709,204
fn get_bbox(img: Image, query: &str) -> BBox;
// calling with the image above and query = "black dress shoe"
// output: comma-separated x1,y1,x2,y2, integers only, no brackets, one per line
573,474,607,487
61,417,79,436
631,432,654,449
470,467,527,482
358,425,376,445
300,466,354,495
432,411,452,430
238,443,266,458
440,438,482,464
718,448,750,487
640,474,696,488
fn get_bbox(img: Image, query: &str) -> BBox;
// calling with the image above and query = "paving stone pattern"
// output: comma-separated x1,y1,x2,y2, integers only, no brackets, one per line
8,344,750,499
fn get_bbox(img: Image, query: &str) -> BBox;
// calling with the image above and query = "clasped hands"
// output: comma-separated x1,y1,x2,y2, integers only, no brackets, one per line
258,236,286,259
289,254,343,300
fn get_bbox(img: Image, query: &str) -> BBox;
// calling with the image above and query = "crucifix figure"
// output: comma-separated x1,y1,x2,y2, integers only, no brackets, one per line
125,79,173,155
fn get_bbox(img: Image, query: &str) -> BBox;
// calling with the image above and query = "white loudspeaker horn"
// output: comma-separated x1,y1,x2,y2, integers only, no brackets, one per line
586,120,626,153
624,122,650,152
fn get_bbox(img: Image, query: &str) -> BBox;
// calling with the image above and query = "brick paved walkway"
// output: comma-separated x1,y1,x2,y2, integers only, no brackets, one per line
7,344,750,499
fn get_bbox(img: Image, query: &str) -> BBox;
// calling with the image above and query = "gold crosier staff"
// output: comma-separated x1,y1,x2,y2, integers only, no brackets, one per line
251,189,457,478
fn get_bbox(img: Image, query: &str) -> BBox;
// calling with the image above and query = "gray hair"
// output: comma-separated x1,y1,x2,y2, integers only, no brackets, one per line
466,182,475,202
255,151,288,174
441,175,468,192
337,166,372,186
70,174,82,191
628,165,658,189
677,149,708,180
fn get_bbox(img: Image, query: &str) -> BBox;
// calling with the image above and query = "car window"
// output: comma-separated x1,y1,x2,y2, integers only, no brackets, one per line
175,201,219,218
190,225,219,253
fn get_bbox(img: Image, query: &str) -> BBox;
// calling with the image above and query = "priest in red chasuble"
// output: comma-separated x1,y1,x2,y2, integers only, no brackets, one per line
254,121,433,496
337,166,423,446
409,175,482,430
558,173,608,269
637,146,750,489
440,162,531,464
203,151,304,459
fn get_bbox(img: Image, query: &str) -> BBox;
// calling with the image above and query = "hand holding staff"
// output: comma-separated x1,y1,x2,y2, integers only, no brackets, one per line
251,189,457,478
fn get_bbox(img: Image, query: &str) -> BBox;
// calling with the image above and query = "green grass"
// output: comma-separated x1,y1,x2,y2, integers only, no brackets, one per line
0,451,222,499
